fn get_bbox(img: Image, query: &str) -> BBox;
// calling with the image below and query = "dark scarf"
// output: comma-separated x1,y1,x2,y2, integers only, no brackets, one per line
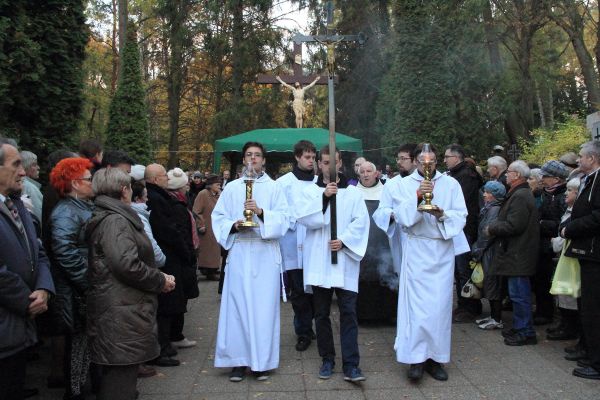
292,164,315,182
317,173,349,189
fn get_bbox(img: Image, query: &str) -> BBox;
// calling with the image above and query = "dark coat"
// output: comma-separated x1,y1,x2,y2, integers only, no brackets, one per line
85,195,165,366
48,197,93,333
538,184,567,254
448,161,484,244
563,169,600,261
0,195,54,359
488,182,540,276
146,183,190,314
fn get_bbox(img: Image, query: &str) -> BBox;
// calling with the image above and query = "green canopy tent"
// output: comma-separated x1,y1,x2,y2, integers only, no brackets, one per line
213,128,363,173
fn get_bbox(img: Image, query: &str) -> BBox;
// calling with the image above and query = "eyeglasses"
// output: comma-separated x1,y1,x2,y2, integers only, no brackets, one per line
396,157,412,162
443,155,458,159
75,177,92,182
244,152,263,158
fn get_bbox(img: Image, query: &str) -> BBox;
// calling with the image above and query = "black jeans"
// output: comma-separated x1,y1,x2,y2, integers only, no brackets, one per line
580,260,600,371
287,269,314,338
533,251,555,319
455,253,481,314
0,348,27,400
312,286,359,373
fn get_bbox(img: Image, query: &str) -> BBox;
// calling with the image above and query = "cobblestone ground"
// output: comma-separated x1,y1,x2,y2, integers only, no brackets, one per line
31,279,599,400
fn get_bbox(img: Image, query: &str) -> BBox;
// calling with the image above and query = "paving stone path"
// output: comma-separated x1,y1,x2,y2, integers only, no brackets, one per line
31,279,599,399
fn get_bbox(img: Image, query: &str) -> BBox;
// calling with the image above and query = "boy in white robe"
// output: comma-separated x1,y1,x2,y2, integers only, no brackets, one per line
211,142,290,382
276,140,317,351
389,143,467,382
296,146,370,382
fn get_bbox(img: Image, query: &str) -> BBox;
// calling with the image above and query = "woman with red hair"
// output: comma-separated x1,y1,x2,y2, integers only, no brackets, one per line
48,157,94,400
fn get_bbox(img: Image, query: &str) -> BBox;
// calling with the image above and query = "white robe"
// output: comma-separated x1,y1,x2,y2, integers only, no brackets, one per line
391,170,467,364
211,173,290,371
297,184,370,293
276,171,316,271
373,175,404,275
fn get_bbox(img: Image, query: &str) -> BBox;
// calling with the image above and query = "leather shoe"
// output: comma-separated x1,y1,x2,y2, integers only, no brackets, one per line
407,362,424,381
425,359,448,381
295,336,311,352
148,356,180,367
138,364,157,378
453,311,476,323
24,388,39,398
577,359,591,368
162,344,178,357
573,366,600,380
546,329,578,341
501,328,519,338
564,343,584,354
504,333,537,346
564,349,587,361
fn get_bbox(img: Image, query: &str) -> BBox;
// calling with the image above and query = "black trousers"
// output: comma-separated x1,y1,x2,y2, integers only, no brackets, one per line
533,251,555,319
97,364,138,400
287,269,314,338
580,260,600,371
0,348,27,400
312,286,359,373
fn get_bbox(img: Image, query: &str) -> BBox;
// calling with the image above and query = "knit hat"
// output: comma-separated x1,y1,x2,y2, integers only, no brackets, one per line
193,171,202,179
167,168,188,190
540,160,569,180
129,164,146,181
483,180,506,200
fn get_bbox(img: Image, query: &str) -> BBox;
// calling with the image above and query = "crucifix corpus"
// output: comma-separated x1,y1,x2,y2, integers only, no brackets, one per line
259,1,366,264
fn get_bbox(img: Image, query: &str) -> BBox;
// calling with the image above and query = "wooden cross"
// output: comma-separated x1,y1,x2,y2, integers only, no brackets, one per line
256,41,332,85
507,143,521,161
288,1,366,264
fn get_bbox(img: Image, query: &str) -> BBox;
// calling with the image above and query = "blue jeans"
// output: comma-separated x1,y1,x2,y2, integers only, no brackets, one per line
312,286,359,373
507,277,535,336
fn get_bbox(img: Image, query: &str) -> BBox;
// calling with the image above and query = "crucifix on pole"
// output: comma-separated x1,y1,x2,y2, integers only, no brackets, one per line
267,1,365,264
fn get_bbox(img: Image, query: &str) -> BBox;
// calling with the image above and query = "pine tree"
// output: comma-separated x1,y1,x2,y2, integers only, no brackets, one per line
106,21,151,164
0,0,87,161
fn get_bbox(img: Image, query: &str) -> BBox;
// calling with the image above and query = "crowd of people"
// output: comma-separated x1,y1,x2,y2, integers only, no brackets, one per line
1,135,599,400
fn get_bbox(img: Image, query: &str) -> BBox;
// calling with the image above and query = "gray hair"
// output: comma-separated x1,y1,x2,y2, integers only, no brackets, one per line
529,168,542,182
487,155,507,171
509,160,530,179
580,140,600,160
92,167,132,199
0,137,19,165
567,177,581,191
20,151,37,170
358,161,377,172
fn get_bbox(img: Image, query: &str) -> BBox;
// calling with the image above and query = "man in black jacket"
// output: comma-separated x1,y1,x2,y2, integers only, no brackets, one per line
561,140,600,380
445,144,484,322
0,139,55,400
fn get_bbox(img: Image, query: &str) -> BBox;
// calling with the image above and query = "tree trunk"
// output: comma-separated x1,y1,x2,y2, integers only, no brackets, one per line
548,86,554,128
483,1,503,75
230,0,244,120
535,81,546,128
111,0,118,93
572,34,600,110
118,0,128,63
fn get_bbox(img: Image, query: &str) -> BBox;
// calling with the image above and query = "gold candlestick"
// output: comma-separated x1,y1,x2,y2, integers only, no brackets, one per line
239,163,259,229
417,144,440,212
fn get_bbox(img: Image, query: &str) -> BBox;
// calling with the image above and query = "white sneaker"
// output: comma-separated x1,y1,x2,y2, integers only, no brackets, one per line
478,319,504,330
475,316,492,325
171,338,197,348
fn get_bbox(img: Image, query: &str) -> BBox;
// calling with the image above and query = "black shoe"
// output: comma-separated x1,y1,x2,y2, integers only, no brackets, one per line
163,344,178,357
229,366,247,382
547,329,578,341
565,343,584,354
148,356,180,367
295,336,311,352
573,366,600,380
24,388,39,398
407,363,424,381
546,321,566,335
577,359,592,368
501,328,519,338
504,333,538,346
564,349,588,361
424,360,448,381
533,316,553,326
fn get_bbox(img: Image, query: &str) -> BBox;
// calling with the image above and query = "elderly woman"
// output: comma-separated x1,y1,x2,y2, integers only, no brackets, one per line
193,174,222,280
86,168,175,400
471,181,506,330
48,157,95,400
528,168,543,209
